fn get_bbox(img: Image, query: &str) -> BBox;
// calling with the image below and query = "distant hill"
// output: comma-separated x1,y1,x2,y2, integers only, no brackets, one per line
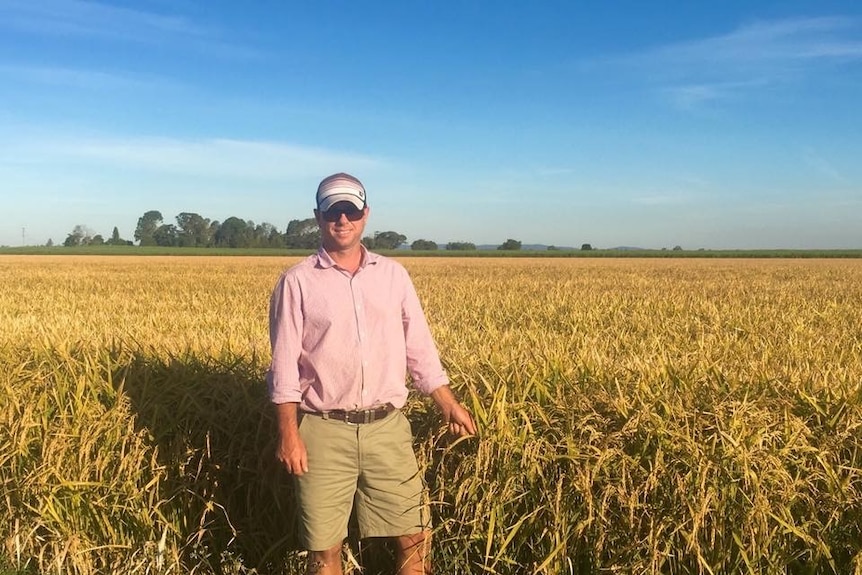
476,244,577,251
396,243,649,252
475,244,652,251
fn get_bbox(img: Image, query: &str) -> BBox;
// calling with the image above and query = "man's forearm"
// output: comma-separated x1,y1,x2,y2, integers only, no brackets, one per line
275,401,301,438
430,385,460,410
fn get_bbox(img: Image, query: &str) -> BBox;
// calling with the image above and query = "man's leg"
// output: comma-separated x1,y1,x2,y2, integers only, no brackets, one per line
394,531,431,575
296,415,358,574
307,543,343,575
356,412,432,572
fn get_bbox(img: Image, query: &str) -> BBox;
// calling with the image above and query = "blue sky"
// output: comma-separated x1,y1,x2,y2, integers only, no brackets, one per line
1,0,861,249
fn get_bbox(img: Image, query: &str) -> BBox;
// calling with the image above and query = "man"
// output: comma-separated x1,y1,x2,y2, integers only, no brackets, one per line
267,173,476,575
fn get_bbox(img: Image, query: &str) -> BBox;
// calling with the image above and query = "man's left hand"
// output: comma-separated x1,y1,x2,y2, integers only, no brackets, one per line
445,401,477,437
431,385,477,437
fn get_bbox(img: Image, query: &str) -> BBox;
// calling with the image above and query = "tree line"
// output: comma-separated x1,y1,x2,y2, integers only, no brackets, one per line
62,225,133,247
61,210,492,251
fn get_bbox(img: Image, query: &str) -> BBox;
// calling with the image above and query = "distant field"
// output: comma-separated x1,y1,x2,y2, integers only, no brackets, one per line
2,255,861,574
1,245,861,258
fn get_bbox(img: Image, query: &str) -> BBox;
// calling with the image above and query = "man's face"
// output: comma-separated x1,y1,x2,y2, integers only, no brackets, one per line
315,201,369,252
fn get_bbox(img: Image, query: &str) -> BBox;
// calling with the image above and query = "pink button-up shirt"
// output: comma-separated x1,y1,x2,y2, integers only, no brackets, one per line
266,247,449,411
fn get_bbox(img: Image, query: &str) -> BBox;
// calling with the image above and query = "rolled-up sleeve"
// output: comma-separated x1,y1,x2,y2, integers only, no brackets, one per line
267,273,304,404
400,269,449,395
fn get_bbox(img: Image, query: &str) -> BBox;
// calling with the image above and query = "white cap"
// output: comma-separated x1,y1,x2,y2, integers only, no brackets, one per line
316,173,366,212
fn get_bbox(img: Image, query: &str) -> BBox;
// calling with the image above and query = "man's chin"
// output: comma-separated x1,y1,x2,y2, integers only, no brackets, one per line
324,238,358,251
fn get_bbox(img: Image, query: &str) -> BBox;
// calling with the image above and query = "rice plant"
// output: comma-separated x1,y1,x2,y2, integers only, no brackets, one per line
2,255,861,574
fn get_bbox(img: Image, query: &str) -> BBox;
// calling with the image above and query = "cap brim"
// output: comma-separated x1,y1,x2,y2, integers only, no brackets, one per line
318,194,365,212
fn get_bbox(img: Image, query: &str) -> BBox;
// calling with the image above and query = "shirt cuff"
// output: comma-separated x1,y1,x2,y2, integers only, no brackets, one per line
413,375,449,396
267,370,302,404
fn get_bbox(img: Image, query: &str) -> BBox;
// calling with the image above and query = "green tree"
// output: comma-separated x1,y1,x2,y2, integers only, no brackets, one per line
208,221,221,246
135,211,163,246
63,225,93,247
581,243,593,251
498,239,521,250
214,217,251,248
176,212,211,247
410,239,438,250
254,222,283,248
153,224,178,247
367,231,406,250
284,218,319,249
105,226,131,246
446,241,476,251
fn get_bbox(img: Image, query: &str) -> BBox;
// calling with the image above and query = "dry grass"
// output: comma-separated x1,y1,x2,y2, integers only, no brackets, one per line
2,255,861,574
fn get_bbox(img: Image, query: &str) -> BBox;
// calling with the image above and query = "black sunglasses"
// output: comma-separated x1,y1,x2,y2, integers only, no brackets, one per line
321,206,365,222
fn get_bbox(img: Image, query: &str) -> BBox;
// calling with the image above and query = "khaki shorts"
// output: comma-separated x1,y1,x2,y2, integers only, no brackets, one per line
296,409,431,551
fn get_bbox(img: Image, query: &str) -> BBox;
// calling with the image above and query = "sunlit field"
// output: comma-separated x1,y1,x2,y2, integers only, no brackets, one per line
2,255,861,574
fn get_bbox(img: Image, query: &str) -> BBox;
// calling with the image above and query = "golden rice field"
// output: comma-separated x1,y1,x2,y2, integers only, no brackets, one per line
2,254,862,575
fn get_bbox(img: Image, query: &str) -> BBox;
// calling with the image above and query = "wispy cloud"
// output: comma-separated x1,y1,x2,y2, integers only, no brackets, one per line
802,147,848,184
0,63,178,91
608,16,862,108
0,0,258,58
3,133,386,180
649,17,862,68
662,79,769,109
1,0,205,40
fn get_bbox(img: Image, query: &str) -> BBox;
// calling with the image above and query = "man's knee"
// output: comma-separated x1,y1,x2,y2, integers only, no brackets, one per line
395,531,431,572
396,530,430,550
307,543,342,574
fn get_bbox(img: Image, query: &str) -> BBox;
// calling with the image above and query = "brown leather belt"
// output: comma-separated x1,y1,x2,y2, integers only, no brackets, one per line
305,403,395,424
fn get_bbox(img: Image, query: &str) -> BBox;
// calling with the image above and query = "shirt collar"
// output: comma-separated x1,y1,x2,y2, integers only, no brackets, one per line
315,245,380,270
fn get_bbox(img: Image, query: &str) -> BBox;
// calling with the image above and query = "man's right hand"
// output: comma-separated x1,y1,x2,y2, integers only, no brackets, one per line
277,434,309,475
275,402,309,475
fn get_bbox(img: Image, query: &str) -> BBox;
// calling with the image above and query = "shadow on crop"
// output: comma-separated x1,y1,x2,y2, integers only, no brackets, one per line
114,351,304,574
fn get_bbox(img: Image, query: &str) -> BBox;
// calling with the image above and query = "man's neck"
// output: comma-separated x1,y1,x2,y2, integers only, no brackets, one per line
325,245,363,274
